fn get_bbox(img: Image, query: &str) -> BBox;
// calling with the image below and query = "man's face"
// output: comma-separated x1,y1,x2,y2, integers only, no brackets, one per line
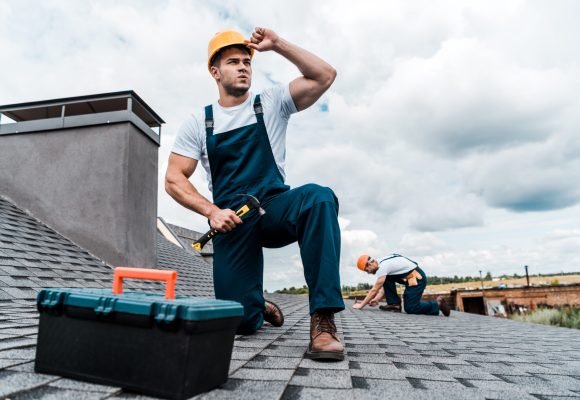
365,258,379,274
211,46,252,97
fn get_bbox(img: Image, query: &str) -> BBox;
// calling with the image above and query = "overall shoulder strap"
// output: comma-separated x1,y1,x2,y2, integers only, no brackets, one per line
204,104,214,136
379,254,418,267
391,253,419,267
379,254,399,263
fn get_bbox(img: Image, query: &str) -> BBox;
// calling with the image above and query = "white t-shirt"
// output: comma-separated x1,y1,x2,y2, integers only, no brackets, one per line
375,254,418,278
172,85,297,192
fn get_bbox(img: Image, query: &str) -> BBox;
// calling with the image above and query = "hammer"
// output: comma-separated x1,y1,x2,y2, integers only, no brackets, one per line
192,194,265,251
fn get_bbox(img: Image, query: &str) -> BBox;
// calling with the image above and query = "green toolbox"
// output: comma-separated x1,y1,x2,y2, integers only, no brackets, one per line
34,267,243,400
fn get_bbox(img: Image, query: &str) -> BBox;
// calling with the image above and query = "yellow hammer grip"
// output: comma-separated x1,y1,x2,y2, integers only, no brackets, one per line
236,204,251,217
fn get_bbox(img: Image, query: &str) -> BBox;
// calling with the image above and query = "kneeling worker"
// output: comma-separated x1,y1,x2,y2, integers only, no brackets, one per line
166,27,344,360
352,254,450,316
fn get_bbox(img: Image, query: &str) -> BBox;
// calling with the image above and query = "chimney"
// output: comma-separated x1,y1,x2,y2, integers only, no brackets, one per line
0,91,163,267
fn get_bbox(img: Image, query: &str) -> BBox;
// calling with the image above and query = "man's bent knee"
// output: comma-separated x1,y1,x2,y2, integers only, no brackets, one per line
301,183,338,208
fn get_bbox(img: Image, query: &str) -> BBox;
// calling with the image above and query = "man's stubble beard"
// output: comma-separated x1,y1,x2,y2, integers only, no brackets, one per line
224,84,249,97
221,71,251,98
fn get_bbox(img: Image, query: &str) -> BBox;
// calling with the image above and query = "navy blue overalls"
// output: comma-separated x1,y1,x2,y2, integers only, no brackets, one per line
205,95,345,334
381,255,439,315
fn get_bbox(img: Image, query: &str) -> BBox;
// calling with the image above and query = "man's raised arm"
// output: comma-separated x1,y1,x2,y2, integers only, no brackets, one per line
246,27,337,112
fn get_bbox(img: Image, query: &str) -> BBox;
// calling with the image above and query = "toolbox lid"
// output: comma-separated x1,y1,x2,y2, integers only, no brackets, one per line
37,288,244,323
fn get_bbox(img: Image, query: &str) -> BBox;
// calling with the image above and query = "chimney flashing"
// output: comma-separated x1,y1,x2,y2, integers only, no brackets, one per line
0,90,163,145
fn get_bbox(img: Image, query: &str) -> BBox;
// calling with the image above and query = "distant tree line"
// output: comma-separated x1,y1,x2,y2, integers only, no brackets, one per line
426,272,493,285
274,271,580,295
275,285,309,295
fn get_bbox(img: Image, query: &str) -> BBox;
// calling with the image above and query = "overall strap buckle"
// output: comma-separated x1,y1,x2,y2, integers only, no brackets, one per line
253,94,263,115
204,104,214,135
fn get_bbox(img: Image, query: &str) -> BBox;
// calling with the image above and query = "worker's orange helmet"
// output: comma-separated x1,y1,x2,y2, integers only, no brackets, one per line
208,30,254,72
357,255,370,271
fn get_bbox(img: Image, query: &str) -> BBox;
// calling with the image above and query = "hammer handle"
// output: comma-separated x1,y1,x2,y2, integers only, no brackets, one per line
191,204,252,251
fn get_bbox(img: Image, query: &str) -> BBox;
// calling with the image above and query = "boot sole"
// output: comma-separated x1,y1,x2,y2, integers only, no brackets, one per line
305,349,345,361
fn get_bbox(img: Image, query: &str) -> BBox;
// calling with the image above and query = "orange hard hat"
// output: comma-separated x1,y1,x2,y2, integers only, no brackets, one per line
357,255,370,271
207,30,254,71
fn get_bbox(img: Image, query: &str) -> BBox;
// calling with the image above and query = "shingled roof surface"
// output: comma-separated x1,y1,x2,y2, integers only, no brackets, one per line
0,196,214,298
1,196,580,399
2,295,580,399
165,221,214,257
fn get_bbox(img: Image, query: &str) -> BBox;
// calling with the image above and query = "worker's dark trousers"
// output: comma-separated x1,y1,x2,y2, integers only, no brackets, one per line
213,184,345,334
383,267,439,315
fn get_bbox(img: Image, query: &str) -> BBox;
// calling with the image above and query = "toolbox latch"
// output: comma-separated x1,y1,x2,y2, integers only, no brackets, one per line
38,290,66,311
155,303,180,324
95,297,117,316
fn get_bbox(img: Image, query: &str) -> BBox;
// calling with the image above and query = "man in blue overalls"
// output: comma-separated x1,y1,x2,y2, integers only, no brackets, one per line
352,254,451,316
166,28,345,360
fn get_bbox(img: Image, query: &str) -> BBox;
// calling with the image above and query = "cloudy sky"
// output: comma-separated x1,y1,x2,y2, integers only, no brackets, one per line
1,0,579,290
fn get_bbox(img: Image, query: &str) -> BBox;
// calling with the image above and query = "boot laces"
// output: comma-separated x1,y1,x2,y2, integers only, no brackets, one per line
315,312,337,334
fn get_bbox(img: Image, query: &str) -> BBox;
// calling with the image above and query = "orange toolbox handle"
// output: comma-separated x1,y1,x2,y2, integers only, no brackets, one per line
113,267,177,300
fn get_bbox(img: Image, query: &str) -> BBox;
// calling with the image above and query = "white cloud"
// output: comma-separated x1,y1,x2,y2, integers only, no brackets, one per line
398,232,447,256
339,38,574,157
463,135,580,212
410,192,484,231
542,230,580,256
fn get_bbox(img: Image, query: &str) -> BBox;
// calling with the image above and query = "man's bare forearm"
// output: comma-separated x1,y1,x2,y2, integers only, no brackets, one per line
165,154,243,233
372,288,385,303
165,175,217,218
273,37,335,86
359,289,378,307
165,173,243,233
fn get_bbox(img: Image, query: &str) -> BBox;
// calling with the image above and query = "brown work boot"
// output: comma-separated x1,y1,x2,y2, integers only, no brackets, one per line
379,304,402,312
437,296,451,317
264,300,284,327
305,311,344,361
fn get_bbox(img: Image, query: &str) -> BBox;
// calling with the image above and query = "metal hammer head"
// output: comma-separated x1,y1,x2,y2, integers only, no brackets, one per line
236,193,266,215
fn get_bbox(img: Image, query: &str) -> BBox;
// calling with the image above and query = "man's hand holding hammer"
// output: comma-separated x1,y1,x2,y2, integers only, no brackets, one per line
191,194,264,251
208,207,242,233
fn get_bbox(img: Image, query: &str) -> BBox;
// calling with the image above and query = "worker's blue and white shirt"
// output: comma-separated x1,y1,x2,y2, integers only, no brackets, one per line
172,85,297,192
375,254,418,278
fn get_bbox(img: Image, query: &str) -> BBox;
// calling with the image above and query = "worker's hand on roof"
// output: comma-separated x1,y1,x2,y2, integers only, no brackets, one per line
352,303,363,310
245,27,279,52
208,208,243,233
